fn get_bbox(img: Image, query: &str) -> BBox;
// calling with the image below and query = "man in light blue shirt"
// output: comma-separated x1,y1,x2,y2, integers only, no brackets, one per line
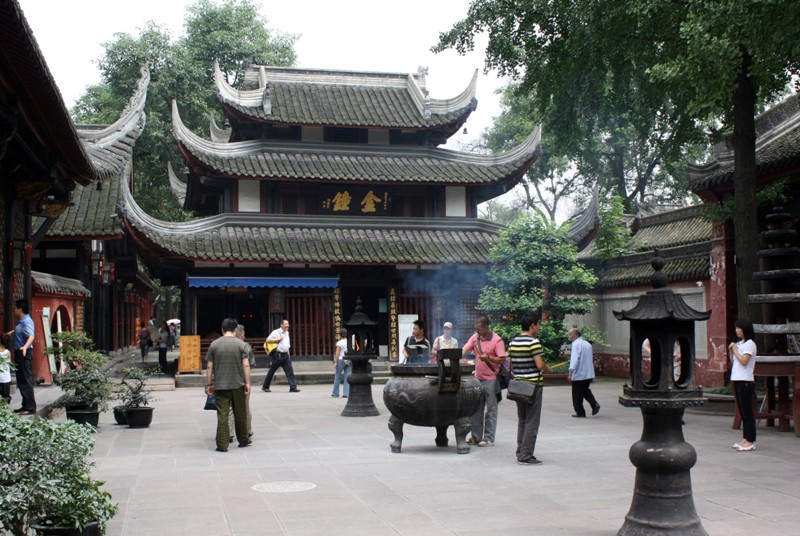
568,327,599,418
12,299,36,414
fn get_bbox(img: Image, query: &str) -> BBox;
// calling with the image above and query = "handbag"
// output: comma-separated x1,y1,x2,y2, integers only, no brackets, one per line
203,393,216,410
507,379,538,403
496,365,511,390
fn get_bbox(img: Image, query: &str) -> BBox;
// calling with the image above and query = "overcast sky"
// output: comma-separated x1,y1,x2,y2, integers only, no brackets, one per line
18,0,508,150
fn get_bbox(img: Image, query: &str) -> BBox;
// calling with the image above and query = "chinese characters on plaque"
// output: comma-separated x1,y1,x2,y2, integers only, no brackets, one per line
322,186,391,215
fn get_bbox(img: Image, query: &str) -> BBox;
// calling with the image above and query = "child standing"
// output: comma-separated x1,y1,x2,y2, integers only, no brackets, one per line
0,333,13,405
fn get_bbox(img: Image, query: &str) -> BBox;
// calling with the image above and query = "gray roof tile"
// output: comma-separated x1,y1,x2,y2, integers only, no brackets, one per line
217,63,477,129
173,100,541,185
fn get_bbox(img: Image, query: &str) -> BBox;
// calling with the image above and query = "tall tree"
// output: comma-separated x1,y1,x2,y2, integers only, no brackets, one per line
437,0,800,319
72,0,297,220
478,213,597,359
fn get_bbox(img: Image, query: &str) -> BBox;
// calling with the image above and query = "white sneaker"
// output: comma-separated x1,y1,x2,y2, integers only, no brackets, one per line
478,438,494,447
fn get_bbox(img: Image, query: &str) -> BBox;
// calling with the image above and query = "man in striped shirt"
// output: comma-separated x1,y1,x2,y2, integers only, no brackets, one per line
508,313,551,465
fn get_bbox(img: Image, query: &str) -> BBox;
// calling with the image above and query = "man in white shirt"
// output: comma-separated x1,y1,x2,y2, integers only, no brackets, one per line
261,319,300,392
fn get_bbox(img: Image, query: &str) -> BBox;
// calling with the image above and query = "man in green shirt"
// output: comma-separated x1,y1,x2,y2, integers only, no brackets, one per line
206,318,251,452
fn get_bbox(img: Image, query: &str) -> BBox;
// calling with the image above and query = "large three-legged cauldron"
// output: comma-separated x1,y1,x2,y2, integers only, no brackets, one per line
383,349,483,454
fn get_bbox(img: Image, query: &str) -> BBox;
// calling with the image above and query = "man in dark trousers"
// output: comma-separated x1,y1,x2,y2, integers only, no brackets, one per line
206,318,251,452
568,327,600,418
261,319,300,393
12,299,36,415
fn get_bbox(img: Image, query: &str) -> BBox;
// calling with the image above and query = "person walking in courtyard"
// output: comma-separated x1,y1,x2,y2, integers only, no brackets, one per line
402,319,431,364
234,324,256,439
462,315,506,447
568,327,600,418
729,318,757,452
430,321,458,362
137,322,150,362
509,313,551,465
206,318,251,452
331,327,351,398
262,319,300,392
157,321,169,374
10,299,36,414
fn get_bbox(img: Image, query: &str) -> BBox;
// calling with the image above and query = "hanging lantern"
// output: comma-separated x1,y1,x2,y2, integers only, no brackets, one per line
101,262,115,285
91,252,103,277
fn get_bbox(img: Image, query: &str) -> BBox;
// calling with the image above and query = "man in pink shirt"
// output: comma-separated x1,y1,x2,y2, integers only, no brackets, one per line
462,315,507,447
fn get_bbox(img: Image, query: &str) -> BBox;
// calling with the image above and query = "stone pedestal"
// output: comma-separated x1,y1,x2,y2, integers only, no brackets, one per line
341,354,379,417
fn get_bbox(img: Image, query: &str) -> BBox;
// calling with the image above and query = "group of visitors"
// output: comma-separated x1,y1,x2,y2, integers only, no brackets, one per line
203,312,760,459
136,319,179,372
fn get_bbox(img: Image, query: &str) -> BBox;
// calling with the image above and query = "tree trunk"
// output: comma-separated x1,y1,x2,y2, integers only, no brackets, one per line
731,49,761,324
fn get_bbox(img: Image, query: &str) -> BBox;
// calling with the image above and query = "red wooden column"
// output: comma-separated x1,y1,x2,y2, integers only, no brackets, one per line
703,221,737,387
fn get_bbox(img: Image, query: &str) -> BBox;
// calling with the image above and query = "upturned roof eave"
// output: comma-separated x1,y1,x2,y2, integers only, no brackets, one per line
172,100,541,185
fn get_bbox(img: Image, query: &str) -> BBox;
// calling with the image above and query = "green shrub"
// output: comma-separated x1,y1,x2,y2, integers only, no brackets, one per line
0,405,117,535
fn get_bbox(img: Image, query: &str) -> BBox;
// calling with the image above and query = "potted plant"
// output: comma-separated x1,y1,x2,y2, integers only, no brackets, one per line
50,332,112,427
0,405,118,536
115,364,157,428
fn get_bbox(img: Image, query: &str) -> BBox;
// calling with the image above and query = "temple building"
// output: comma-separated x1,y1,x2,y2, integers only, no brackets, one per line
121,62,541,359
2,0,153,384
569,93,800,388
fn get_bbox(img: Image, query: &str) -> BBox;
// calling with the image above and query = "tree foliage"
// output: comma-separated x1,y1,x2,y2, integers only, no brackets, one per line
72,0,297,220
437,0,800,319
478,212,597,359
593,195,632,260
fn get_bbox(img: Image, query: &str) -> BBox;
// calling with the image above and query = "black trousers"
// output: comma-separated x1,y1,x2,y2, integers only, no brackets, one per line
262,352,297,390
0,381,10,404
734,380,757,442
15,349,36,411
571,378,598,416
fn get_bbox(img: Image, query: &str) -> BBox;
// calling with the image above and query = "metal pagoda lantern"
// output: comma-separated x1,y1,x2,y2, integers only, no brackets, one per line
341,297,380,417
614,253,710,536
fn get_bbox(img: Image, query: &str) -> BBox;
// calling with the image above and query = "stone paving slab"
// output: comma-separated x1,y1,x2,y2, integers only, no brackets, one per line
53,378,800,535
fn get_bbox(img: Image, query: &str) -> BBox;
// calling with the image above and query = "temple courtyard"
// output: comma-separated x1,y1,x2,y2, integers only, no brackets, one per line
34,367,799,535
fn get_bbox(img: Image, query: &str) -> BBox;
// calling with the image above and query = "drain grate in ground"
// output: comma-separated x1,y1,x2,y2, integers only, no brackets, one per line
251,481,317,493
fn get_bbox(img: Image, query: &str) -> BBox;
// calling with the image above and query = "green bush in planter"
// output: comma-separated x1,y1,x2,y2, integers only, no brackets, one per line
116,364,158,409
0,405,118,535
50,332,112,412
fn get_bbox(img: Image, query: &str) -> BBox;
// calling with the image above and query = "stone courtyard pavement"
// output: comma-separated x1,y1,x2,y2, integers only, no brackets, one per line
80,379,799,535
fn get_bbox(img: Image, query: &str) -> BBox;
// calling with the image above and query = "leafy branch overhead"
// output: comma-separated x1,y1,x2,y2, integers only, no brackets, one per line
437,0,800,322
72,0,298,221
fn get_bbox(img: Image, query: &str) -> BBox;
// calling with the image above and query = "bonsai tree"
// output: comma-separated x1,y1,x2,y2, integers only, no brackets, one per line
117,364,158,409
0,405,118,535
50,331,112,411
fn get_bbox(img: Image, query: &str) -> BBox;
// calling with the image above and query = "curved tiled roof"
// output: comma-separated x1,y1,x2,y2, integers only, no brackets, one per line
119,180,500,265
75,67,149,179
32,270,91,297
598,254,710,289
168,161,187,206
173,100,542,185
39,70,149,238
216,62,478,128
40,162,127,238
1,0,120,185
628,205,712,252
689,94,800,190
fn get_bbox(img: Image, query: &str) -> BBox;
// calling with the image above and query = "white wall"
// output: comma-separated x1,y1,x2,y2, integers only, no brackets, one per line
445,186,467,217
238,180,260,212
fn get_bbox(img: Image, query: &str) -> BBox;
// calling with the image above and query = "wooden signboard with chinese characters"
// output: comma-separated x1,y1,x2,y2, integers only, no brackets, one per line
321,186,390,215
178,335,202,374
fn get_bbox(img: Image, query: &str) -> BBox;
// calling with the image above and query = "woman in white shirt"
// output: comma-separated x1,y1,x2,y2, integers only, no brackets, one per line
728,319,757,451
331,328,351,398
